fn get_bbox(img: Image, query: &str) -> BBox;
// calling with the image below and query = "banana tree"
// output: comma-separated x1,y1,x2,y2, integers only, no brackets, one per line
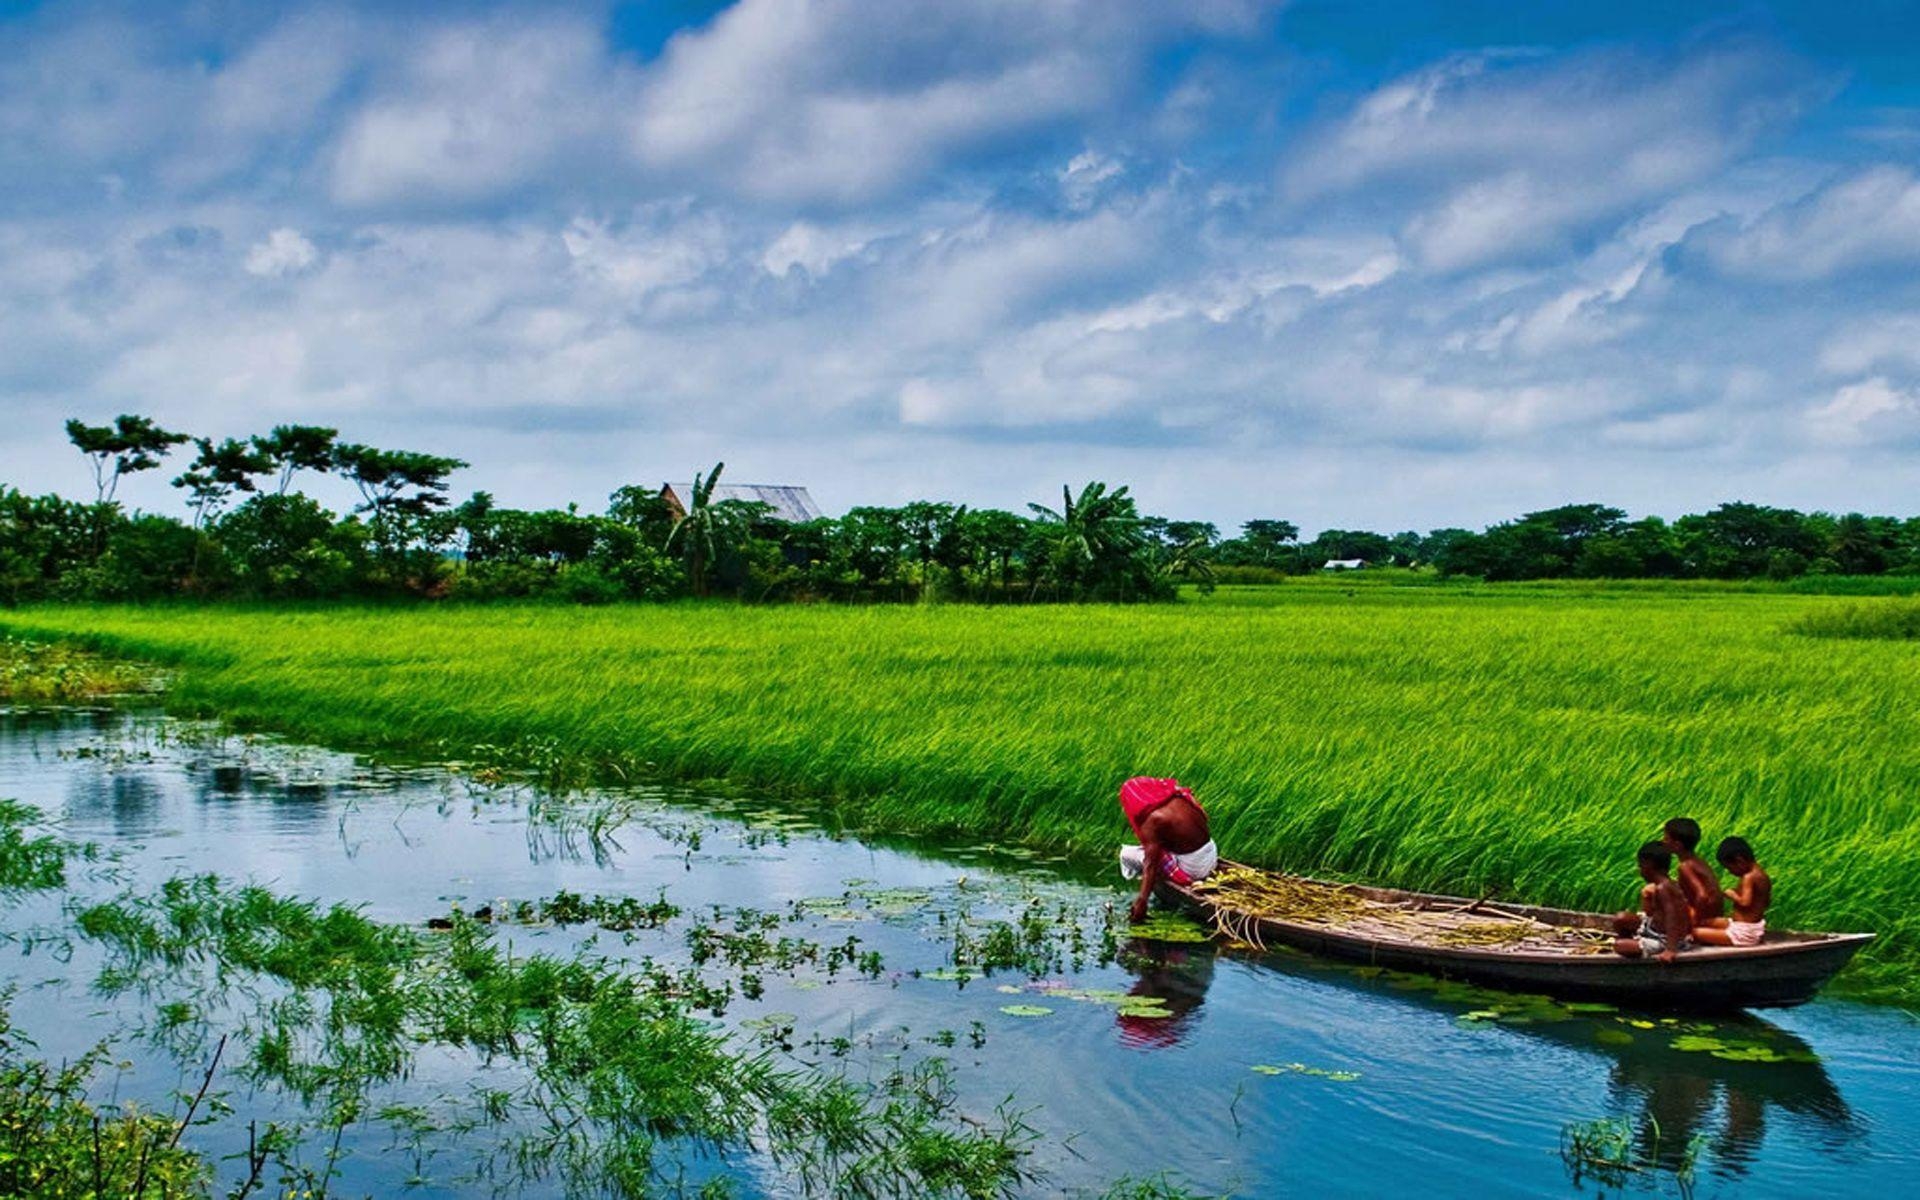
1027,481,1147,599
666,461,750,596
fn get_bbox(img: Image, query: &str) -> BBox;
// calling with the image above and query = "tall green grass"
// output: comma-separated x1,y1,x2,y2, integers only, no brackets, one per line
1788,599,1920,641
4,583,1917,1003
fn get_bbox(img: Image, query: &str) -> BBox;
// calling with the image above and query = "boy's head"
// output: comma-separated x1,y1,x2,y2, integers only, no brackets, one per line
1662,817,1702,855
1716,836,1757,874
1636,841,1673,881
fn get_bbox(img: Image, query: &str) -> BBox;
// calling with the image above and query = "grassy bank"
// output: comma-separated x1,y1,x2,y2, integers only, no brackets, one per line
1,634,153,702
3,583,1916,1003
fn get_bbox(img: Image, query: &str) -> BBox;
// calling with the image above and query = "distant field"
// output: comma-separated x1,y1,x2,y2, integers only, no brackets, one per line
5,581,1917,1002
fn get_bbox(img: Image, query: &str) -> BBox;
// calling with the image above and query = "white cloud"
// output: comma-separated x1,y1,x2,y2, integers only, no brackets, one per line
761,221,873,278
1820,313,1920,375
6,6,1920,532
1059,149,1124,209
630,0,1267,203
1691,166,1920,280
1287,46,1819,270
243,228,319,277
328,18,626,208
1807,377,1920,445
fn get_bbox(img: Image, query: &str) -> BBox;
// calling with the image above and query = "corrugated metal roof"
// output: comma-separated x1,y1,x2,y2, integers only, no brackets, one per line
662,483,824,524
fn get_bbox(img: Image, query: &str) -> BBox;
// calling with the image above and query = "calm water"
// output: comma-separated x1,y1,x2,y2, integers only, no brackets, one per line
1,706,1916,1198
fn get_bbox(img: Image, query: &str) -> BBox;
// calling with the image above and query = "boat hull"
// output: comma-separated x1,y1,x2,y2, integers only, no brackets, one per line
1157,875,1871,1012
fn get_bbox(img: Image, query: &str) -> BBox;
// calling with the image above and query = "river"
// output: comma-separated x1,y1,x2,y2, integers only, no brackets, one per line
1,705,1914,1198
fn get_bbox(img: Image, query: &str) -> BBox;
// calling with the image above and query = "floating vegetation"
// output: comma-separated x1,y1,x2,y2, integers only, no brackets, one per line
998,1005,1053,1018
1668,1034,1817,1064
1249,1062,1362,1082
1125,912,1213,944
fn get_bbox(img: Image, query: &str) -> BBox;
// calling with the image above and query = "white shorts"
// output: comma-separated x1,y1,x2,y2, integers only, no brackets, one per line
1726,920,1766,947
1119,840,1218,884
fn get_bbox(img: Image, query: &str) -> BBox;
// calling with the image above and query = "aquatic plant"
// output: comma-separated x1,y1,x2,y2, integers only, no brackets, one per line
5,583,1917,1002
0,800,78,892
75,873,1039,1198
0,998,214,1200
0,635,152,703
1559,1114,1704,1196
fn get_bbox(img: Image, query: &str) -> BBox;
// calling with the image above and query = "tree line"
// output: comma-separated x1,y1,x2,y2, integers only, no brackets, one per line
2,416,1915,606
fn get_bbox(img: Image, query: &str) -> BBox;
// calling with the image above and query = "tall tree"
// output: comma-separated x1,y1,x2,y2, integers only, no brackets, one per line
172,437,273,529
1239,519,1299,566
65,414,189,503
331,443,467,556
253,425,339,495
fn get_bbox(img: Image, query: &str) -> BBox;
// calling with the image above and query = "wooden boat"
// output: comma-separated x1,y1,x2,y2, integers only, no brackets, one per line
1156,862,1872,1011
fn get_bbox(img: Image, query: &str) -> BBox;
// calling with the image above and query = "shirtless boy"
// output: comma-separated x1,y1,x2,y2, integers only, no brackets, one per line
1613,841,1691,963
1692,836,1771,947
1662,817,1726,926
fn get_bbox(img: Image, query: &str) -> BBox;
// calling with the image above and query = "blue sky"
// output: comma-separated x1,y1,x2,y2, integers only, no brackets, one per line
3,1,1918,532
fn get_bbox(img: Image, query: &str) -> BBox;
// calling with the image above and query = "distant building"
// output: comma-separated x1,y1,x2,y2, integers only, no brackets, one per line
660,482,824,524
1321,558,1368,571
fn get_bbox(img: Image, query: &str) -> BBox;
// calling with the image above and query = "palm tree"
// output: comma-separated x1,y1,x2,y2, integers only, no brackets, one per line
1027,481,1146,599
667,461,748,596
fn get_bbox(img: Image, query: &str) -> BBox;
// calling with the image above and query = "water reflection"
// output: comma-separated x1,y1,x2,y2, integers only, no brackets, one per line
65,768,165,838
1114,940,1217,1049
1272,953,1865,1189
1596,1019,1859,1178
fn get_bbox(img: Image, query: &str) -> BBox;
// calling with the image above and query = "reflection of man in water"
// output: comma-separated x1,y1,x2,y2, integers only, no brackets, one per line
1115,941,1216,1049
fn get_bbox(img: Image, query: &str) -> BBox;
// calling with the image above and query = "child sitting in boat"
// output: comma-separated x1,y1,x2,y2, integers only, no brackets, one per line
1662,817,1727,926
1692,837,1772,947
1118,776,1218,923
1613,841,1692,963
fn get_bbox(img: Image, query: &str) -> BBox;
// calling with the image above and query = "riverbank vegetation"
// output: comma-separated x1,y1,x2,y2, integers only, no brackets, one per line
4,584,1915,1004
4,415,1918,607
1,635,153,703
1,797,1045,1198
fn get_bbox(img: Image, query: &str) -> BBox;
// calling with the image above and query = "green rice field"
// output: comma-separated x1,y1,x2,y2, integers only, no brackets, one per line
4,580,1916,1003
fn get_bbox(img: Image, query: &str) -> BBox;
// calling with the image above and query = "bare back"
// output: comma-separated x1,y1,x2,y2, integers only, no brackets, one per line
1677,856,1726,923
1138,794,1209,855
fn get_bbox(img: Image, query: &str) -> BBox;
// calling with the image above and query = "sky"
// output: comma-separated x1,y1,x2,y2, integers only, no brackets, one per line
2,0,1919,534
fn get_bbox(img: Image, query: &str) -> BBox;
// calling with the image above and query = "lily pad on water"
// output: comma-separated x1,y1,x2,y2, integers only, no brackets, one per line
921,967,974,982
999,1005,1053,1018
1127,913,1212,944
1115,1001,1172,1020
1594,1028,1636,1047
1250,1062,1361,1082
1670,1034,1812,1064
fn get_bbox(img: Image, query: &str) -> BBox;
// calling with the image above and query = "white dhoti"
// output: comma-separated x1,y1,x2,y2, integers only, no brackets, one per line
1119,839,1218,884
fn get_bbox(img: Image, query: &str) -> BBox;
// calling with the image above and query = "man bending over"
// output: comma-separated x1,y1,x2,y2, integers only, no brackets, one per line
1119,776,1218,923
